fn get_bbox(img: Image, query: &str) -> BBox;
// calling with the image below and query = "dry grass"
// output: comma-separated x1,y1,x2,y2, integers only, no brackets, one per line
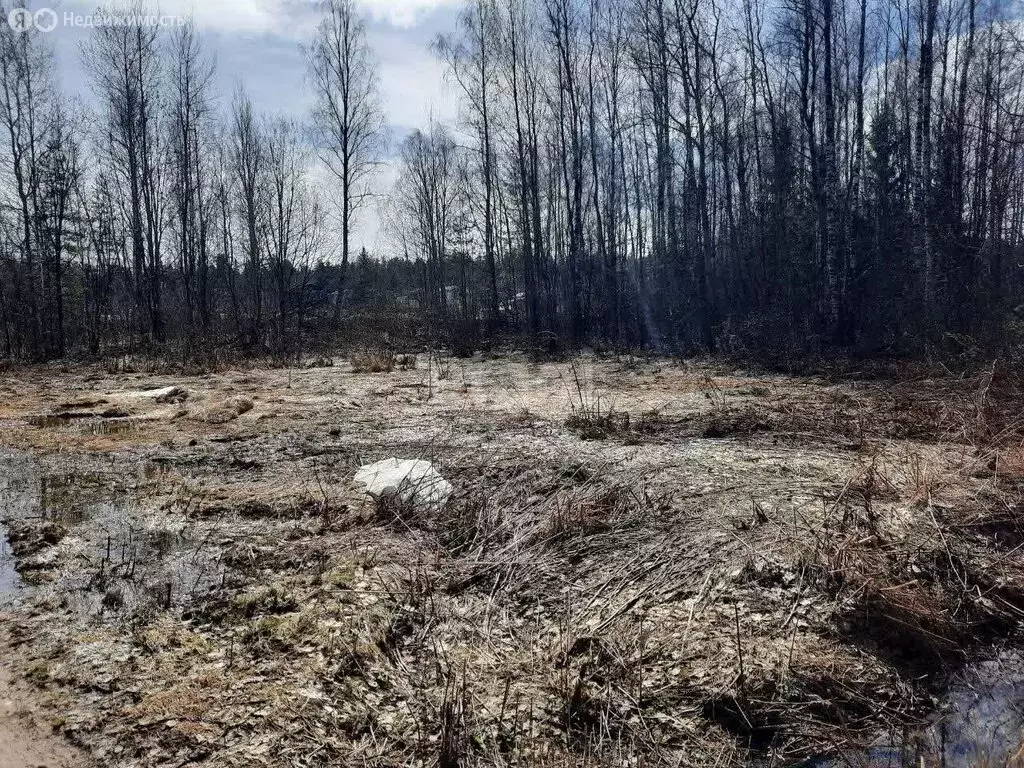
197,394,255,424
560,361,665,441
2,357,1024,766
350,348,397,374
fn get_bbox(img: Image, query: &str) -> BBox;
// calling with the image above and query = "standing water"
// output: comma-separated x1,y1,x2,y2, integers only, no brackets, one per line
0,523,20,602
0,450,31,604
819,650,1024,767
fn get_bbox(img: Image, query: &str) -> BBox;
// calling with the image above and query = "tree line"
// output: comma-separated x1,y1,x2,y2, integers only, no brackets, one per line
1,0,1023,363
0,0,381,362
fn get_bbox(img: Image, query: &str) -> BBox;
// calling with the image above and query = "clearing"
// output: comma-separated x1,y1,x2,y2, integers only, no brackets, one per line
0,353,1022,766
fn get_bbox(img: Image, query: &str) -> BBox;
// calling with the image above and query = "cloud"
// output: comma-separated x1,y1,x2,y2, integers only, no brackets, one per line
356,0,462,28
372,31,458,129
52,0,463,33
48,0,320,37
45,0,461,38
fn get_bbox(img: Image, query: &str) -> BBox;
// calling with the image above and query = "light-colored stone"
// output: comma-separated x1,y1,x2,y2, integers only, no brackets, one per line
354,459,452,510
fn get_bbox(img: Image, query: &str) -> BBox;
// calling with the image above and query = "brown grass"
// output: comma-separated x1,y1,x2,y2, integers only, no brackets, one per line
4,357,1024,767
350,348,397,374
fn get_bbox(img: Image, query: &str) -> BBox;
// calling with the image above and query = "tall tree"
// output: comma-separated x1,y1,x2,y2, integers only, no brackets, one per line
308,0,384,326
0,1,53,357
437,0,502,334
230,88,265,347
82,2,166,342
168,21,215,337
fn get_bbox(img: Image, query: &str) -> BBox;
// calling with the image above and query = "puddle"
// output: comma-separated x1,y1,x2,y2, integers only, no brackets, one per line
0,448,222,616
817,650,1024,767
0,523,22,602
0,450,36,603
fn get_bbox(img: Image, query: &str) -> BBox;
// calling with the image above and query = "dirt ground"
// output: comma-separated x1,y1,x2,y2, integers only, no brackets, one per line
0,352,1021,766
0,622,84,768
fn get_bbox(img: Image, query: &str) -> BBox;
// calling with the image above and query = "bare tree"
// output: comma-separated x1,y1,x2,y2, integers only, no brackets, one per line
231,88,265,346
168,21,215,337
308,0,384,326
0,0,1023,366
82,2,166,342
38,104,82,357
392,124,468,321
437,0,502,333
262,118,325,357
0,2,56,357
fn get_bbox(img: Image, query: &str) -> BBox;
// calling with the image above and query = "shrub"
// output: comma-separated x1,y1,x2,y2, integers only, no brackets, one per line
350,348,396,373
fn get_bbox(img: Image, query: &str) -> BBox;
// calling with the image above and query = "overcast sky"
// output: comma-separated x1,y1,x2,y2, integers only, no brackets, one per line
38,0,463,254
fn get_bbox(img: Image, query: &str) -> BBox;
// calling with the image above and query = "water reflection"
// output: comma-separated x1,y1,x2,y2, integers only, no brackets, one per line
0,449,34,603
0,523,22,602
822,651,1024,767
0,447,223,618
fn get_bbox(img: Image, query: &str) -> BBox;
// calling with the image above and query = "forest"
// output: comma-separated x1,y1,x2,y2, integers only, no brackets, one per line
1,0,1023,364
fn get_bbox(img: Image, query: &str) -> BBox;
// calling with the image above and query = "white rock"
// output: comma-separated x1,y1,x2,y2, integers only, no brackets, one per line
135,386,188,403
354,459,453,510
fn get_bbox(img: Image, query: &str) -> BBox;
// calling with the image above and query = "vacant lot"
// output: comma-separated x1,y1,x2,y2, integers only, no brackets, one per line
0,354,1022,766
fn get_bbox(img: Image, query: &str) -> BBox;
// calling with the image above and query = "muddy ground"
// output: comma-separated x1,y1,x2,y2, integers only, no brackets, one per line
0,353,1022,766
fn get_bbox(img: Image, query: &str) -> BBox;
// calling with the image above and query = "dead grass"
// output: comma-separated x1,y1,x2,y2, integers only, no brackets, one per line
350,348,397,373
1,357,1024,766
197,394,255,424
560,361,665,440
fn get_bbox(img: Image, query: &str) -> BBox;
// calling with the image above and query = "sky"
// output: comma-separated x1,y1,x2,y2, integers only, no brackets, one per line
32,0,464,254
